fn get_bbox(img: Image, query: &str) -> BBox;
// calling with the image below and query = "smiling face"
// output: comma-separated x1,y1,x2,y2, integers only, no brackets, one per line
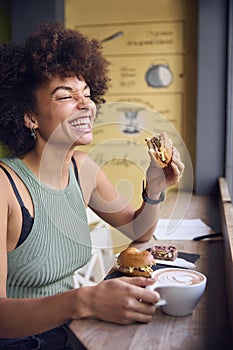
26,75,97,150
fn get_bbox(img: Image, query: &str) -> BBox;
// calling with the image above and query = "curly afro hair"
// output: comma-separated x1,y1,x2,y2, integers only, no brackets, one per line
0,21,110,157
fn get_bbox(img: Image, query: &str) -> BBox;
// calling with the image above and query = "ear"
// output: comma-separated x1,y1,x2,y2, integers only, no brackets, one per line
24,112,38,129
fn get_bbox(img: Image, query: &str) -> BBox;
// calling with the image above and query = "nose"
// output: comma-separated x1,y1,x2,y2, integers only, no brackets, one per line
76,95,92,109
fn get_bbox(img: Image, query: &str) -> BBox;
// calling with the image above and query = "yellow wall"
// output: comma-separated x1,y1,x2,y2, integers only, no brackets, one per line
0,0,11,43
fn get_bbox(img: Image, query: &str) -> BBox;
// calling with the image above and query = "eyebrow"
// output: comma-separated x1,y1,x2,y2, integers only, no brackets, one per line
51,84,89,96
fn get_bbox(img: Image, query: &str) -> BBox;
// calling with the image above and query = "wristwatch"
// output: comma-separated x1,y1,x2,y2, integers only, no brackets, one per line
142,181,165,204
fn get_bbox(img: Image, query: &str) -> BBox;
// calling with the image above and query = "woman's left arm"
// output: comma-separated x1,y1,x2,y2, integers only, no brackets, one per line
75,146,184,243
130,145,185,242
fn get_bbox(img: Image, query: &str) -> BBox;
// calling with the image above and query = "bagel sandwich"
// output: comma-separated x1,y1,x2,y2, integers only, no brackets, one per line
145,132,172,168
116,247,155,278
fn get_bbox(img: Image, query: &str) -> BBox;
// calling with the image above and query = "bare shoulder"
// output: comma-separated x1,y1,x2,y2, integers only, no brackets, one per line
0,162,13,198
72,150,87,163
72,150,100,173
0,162,14,226
71,150,102,203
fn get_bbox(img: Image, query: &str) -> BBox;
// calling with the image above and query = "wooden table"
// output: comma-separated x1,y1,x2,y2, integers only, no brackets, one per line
69,238,230,350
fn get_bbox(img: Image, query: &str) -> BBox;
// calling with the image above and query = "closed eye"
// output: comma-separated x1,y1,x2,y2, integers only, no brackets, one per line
56,96,72,100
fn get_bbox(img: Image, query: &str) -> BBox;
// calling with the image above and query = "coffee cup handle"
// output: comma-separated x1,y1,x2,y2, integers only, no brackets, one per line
146,282,167,307
155,298,167,307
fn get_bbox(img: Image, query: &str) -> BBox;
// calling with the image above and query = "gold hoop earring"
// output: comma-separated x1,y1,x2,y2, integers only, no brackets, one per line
30,127,37,140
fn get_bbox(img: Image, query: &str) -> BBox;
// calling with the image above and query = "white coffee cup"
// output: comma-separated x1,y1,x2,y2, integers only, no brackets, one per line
146,268,207,316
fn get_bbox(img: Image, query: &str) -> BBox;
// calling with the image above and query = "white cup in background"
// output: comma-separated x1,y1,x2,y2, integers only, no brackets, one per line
146,268,207,317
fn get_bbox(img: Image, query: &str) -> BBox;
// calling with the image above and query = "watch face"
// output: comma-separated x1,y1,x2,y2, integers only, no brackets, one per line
145,64,173,88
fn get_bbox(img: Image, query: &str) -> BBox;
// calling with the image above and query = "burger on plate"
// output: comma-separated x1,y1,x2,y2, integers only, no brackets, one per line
116,247,155,278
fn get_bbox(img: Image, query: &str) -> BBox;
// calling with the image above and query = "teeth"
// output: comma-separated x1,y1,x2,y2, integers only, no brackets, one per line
70,117,90,127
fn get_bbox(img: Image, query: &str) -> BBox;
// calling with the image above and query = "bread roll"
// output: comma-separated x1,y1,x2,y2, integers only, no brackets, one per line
145,132,172,168
117,247,155,278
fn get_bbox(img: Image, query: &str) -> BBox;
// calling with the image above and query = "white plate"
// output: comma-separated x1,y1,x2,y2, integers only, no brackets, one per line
155,258,195,269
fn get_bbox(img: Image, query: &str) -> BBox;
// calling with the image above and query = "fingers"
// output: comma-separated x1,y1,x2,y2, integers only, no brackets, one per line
147,150,160,168
171,147,185,179
117,279,159,324
145,135,185,191
93,277,160,325
120,276,160,305
172,146,183,166
162,131,173,149
127,287,159,323
127,304,157,323
146,148,184,189
136,288,160,306
120,276,156,287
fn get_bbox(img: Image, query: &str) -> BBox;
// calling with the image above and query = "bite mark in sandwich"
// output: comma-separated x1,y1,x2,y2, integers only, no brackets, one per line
145,132,172,168
117,247,155,278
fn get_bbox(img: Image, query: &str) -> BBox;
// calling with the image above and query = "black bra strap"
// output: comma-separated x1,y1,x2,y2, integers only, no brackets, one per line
0,165,24,207
0,160,81,208
71,157,80,186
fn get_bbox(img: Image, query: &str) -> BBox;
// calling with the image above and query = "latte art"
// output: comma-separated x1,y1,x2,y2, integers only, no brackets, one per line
147,268,207,316
156,269,204,286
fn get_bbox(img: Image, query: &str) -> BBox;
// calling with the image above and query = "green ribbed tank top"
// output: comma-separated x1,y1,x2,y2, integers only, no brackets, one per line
1,157,92,298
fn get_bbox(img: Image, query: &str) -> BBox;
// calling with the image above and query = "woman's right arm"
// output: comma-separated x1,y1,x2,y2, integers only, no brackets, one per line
0,173,159,338
0,276,159,338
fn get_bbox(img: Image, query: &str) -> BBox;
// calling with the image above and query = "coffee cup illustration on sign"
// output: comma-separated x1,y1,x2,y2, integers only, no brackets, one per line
145,64,173,88
146,268,207,316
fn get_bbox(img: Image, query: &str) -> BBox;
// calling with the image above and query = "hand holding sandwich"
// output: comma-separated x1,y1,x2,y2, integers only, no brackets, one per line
145,132,185,197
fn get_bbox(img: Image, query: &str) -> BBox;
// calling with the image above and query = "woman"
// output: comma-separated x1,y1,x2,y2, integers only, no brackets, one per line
0,22,184,349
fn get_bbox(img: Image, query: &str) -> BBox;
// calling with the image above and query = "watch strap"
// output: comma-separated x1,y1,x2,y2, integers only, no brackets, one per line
142,181,165,204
